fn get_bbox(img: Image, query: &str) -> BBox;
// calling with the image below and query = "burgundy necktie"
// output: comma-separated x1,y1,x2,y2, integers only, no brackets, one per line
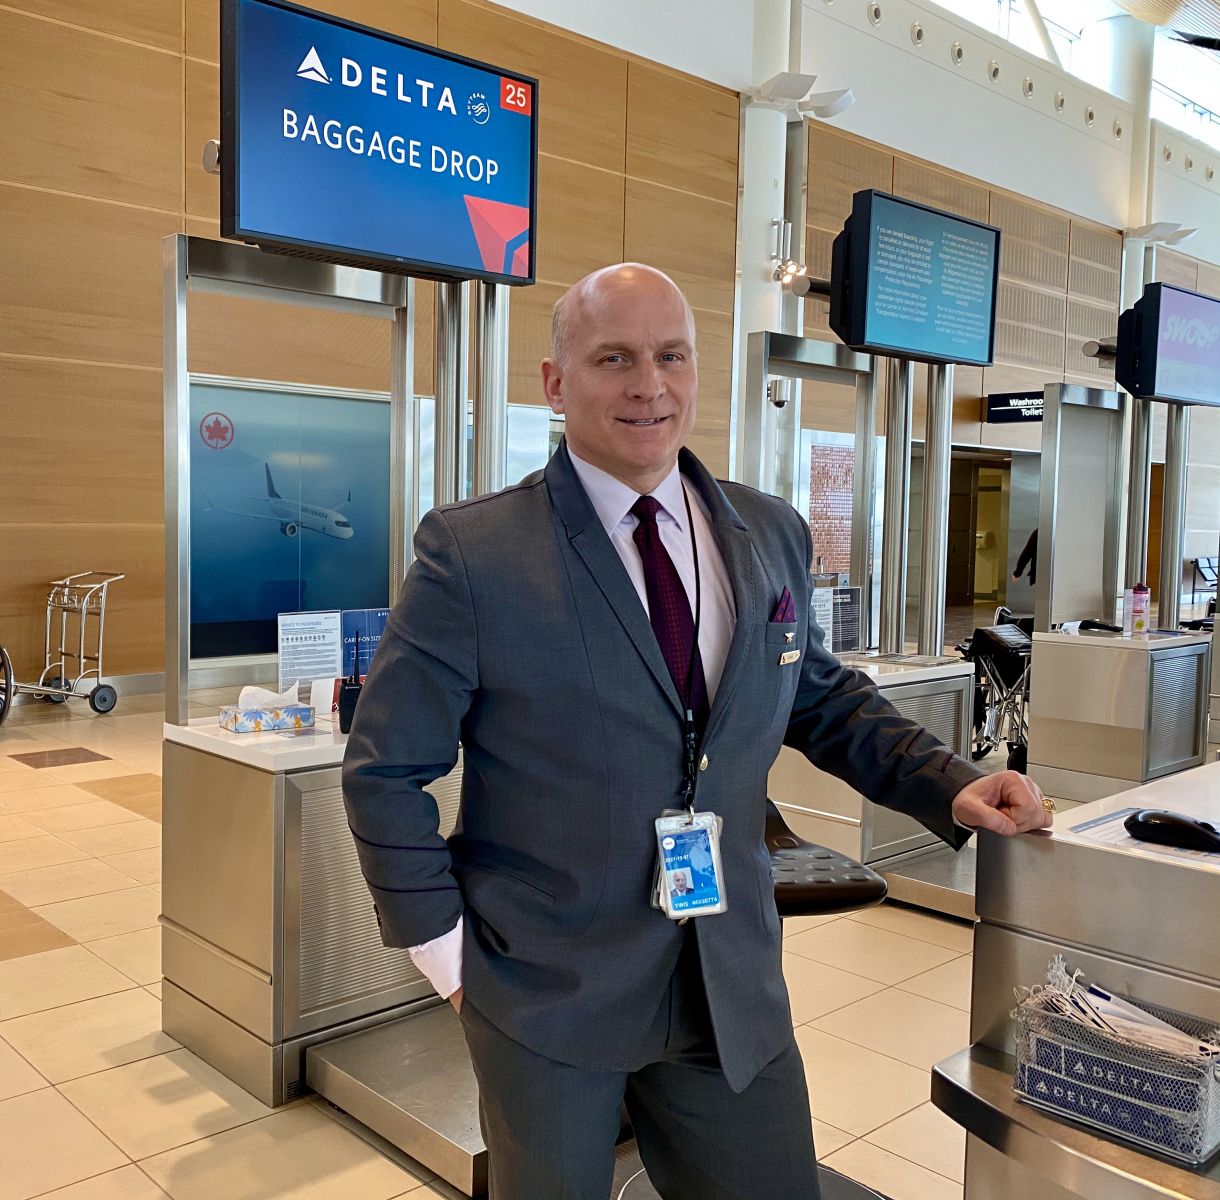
630,496,709,730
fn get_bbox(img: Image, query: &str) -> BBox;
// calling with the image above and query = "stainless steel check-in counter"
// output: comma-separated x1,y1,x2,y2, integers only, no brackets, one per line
1028,630,1212,806
933,759,1220,1199
160,719,461,1107
767,654,977,917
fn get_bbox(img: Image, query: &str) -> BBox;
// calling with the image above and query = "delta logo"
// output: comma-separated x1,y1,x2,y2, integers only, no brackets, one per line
293,46,461,116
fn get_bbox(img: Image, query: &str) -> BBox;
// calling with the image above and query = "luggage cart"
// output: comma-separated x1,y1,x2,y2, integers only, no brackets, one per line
0,572,124,726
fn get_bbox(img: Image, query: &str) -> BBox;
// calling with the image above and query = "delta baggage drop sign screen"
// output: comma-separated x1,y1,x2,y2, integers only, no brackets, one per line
830,191,1000,366
221,0,537,283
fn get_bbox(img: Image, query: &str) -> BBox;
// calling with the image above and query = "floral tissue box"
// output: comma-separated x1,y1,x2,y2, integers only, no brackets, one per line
219,704,315,733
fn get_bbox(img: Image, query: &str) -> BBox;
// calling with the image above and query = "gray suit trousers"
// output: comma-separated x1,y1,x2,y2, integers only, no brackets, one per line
460,930,821,1200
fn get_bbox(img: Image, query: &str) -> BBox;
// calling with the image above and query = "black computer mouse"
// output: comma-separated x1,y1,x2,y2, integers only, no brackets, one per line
1123,809,1220,853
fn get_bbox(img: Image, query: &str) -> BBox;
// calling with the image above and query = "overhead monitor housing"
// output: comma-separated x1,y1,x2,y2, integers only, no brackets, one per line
221,0,538,284
1116,282,1220,408
830,190,1001,366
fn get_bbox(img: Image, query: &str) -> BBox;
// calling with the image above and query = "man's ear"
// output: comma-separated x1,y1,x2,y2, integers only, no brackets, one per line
541,358,565,416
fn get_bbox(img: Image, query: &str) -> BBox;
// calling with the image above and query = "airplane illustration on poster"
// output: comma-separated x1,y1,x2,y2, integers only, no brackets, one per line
205,464,355,540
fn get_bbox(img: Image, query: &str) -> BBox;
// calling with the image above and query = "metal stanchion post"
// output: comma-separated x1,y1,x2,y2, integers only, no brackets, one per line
1158,403,1190,629
879,358,914,654
472,282,508,498
919,363,953,655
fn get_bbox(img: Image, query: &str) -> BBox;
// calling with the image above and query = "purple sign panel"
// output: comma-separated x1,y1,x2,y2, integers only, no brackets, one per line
1154,285,1220,407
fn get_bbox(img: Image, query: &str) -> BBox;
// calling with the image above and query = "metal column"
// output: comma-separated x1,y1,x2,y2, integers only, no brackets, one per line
433,281,468,507
1125,396,1153,587
1158,403,1191,630
919,363,954,655
389,284,416,591
850,367,879,649
163,236,191,729
472,281,509,498
880,358,914,655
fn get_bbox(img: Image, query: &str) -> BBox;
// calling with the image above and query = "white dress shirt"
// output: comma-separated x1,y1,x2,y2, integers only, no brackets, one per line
407,452,737,999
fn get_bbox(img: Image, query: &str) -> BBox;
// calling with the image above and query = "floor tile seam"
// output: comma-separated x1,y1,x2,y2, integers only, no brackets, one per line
789,980,890,1026
38,1078,135,1171
9,1031,182,1088
0,1022,52,1085
0,981,142,1025
846,1094,934,1142
891,980,971,1012
78,940,159,988
30,879,154,914
858,1129,964,1185
0,836,93,866
125,1099,304,1165
802,1021,957,1077
781,944,951,982
842,912,977,953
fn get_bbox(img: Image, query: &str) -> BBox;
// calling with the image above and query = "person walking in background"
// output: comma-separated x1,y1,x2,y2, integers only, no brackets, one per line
1013,527,1038,587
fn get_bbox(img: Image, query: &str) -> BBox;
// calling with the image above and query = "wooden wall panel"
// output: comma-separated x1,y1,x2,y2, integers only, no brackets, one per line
805,123,892,233
1,0,742,679
185,0,438,64
535,156,625,285
990,194,1069,293
993,280,1066,373
14,0,181,49
0,10,181,211
1154,248,1200,290
188,293,393,393
0,186,179,367
508,282,562,405
626,64,738,205
0,524,163,679
1068,221,1122,306
0,360,162,525
439,1,627,173
687,310,733,477
186,61,220,222
623,180,736,313
1198,262,1220,297
1065,299,1118,384
893,159,989,223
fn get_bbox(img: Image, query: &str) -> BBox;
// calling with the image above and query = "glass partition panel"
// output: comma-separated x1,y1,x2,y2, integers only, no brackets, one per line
189,378,390,659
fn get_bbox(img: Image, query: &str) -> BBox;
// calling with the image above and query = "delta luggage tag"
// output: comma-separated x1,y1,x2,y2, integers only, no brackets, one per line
654,811,727,920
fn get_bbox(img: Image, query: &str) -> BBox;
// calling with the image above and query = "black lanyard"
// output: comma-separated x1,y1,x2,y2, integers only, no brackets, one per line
680,484,702,814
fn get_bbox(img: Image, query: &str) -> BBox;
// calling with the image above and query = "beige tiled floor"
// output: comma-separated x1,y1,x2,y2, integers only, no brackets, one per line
0,693,980,1199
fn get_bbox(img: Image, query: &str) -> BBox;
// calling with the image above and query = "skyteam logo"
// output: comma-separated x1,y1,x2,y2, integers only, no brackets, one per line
467,92,490,125
296,46,331,84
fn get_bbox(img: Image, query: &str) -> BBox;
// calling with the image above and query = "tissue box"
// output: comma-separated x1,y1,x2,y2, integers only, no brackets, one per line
219,704,315,733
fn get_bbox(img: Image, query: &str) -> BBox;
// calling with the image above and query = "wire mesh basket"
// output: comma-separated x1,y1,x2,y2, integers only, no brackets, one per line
1014,990,1220,1166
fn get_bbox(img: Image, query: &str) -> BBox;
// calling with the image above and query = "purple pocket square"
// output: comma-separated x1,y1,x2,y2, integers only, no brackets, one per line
771,587,796,624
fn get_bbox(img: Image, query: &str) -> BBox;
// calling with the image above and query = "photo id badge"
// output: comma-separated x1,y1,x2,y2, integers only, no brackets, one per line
654,812,727,920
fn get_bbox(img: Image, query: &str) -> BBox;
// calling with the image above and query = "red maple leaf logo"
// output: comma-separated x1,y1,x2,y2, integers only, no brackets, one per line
200,412,234,449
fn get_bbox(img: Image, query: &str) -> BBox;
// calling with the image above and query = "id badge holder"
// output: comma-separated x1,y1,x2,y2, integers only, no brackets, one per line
654,811,727,919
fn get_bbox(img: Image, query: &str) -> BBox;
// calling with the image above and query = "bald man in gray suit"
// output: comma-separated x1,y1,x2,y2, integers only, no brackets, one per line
343,264,1052,1199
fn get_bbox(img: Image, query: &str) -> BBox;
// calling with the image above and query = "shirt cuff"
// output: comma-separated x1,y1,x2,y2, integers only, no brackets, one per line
408,917,463,999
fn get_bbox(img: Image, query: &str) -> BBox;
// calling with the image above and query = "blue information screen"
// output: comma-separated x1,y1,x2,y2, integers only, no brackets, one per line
860,193,999,365
222,0,537,283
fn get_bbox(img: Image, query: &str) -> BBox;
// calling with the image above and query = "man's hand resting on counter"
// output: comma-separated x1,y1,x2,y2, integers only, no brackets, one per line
951,771,1054,836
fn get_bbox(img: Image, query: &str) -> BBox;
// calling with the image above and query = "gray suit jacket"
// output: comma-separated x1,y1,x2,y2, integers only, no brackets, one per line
343,441,980,1091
